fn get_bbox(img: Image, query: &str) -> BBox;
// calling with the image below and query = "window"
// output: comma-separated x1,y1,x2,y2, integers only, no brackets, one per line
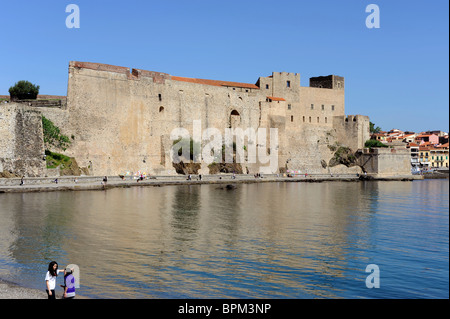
291,115,294,122
288,104,291,110
158,94,162,101
321,105,324,110
287,81,291,88
325,117,327,123
311,104,314,110
159,106,164,113
331,105,335,111
309,116,311,123
317,117,319,123
266,84,269,89
303,116,305,123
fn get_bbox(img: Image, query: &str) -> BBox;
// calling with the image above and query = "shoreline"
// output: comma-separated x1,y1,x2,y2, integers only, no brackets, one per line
0,279,89,299
0,173,429,194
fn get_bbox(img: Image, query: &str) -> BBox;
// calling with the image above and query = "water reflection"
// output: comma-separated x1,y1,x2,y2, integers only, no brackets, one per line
0,180,448,298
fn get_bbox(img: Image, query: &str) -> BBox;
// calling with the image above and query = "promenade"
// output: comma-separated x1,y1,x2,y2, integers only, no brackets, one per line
0,173,423,193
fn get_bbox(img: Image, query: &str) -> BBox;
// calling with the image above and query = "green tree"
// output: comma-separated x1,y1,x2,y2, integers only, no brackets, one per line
369,122,382,133
364,139,388,148
8,80,40,100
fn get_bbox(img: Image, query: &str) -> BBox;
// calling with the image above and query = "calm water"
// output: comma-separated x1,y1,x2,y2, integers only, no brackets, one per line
0,180,448,299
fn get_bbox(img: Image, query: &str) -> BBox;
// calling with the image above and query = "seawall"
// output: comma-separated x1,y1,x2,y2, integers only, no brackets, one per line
0,173,423,193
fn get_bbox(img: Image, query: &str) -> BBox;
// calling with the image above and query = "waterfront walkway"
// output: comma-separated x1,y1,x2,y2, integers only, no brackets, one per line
0,173,424,193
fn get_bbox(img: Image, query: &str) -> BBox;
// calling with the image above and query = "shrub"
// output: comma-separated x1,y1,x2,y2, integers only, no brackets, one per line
364,139,388,148
42,116,71,151
8,80,40,100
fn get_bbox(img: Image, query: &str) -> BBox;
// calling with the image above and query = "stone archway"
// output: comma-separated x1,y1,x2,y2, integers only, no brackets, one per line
230,110,240,128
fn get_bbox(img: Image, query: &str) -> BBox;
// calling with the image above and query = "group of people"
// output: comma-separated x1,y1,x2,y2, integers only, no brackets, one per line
45,261,76,299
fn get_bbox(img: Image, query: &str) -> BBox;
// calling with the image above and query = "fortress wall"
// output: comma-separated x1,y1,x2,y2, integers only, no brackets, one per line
63,61,373,176
0,103,46,177
333,115,370,151
66,63,269,175
361,147,411,176
299,86,345,125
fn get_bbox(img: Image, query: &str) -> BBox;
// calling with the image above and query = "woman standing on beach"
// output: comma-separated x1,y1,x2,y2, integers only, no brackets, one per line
45,261,63,299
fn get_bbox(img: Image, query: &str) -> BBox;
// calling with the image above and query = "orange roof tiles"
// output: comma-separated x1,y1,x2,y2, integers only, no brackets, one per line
267,96,286,101
171,76,259,89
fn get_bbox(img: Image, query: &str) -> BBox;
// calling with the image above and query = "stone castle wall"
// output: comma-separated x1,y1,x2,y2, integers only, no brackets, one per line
3,61,398,177
0,103,46,177
59,61,371,176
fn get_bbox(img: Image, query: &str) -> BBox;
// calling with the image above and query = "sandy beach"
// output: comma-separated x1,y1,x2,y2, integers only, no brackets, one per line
0,279,47,299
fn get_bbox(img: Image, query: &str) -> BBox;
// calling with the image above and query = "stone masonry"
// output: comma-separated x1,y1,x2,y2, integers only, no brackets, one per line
3,61,415,178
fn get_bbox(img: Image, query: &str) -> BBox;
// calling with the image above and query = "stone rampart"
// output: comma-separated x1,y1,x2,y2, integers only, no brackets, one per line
1,61,410,178
0,103,46,177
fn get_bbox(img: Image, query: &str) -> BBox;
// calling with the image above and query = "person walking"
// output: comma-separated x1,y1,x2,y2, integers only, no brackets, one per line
45,261,63,299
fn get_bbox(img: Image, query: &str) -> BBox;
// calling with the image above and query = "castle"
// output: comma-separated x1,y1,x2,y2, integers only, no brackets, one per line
3,61,402,178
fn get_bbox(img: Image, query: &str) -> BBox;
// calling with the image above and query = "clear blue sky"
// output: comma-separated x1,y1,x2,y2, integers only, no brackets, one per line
0,0,448,133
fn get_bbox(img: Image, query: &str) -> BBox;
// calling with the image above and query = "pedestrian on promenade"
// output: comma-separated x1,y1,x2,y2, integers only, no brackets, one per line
45,261,63,299
60,267,76,299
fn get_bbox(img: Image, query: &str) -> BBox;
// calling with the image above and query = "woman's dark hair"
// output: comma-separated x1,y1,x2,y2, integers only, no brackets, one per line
48,261,58,277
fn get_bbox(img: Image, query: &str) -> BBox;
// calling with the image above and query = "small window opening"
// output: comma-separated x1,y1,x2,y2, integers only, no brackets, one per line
291,115,294,122
287,81,291,88
158,94,162,101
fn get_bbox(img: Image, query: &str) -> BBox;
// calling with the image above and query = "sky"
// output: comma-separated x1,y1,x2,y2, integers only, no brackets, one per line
0,0,448,133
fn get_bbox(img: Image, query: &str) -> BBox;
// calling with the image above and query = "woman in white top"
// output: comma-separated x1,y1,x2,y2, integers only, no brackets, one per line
45,261,63,299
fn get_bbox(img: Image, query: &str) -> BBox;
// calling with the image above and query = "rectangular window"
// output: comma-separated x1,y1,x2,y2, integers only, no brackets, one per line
309,116,311,123
158,94,162,101
317,117,319,123
321,105,324,110
325,117,327,123
288,104,291,110
291,115,294,122
331,105,335,111
266,84,269,89
303,116,305,123
287,81,291,88
311,104,314,110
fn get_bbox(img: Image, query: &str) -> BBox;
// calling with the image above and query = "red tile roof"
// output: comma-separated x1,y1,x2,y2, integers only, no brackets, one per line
267,96,286,101
171,76,259,89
